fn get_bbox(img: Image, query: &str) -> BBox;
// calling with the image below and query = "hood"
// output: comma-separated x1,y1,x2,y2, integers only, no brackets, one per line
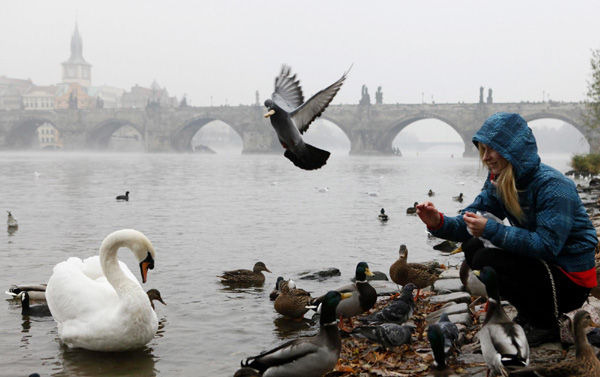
472,112,540,181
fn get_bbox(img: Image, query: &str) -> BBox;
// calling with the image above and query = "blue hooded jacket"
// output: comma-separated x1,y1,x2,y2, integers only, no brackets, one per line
430,112,597,287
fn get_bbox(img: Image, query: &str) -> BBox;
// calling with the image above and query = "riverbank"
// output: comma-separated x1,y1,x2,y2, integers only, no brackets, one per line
326,212,600,376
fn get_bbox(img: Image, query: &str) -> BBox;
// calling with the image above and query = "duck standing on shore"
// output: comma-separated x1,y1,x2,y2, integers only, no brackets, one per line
390,244,440,299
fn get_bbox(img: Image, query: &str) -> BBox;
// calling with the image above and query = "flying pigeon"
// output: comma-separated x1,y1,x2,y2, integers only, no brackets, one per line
264,65,349,170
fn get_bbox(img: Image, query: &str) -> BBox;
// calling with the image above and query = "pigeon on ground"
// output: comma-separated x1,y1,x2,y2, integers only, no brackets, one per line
350,323,414,350
263,65,349,170
358,283,416,325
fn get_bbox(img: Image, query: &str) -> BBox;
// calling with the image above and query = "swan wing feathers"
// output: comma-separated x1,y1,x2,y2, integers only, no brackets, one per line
46,256,140,323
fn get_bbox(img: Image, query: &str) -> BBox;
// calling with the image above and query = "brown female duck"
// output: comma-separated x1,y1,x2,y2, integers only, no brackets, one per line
218,262,271,284
389,244,439,299
274,279,314,320
508,310,600,377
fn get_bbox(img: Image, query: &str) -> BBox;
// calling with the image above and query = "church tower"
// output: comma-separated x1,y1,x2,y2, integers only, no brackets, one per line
61,23,92,87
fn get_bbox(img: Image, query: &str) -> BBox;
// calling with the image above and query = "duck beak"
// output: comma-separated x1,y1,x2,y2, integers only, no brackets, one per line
473,270,480,277
264,109,275,118
340,292,352,300
450,246,463,255
365,268,374,277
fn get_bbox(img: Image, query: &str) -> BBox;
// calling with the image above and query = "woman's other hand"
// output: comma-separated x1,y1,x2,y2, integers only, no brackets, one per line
463,211,488,237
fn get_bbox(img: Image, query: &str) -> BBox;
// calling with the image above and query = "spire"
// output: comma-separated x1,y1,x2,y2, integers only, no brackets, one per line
64,23,90,65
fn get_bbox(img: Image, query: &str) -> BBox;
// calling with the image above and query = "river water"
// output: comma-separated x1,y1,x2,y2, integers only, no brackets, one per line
0,151,574,376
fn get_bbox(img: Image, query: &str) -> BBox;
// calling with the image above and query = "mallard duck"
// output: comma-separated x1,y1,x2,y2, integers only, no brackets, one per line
350,323,414,350
508,310,600,376
146,289,166,310
358,283,416,325
6,283,47,302
269,276,284,301
379,208,389,222
218,262,271,284
389,244,440,300
436,313,459,355
475,266,529,376
7,211,18,228
19,291,51,317
240,290,351,376
406,202,418,215
328,261,377,331
274,279,314,320
452,193,464,202
428,189,435,197
427,324,460,377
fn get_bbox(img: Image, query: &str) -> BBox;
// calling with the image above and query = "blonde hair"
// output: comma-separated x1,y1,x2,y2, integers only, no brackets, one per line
478,145,523,221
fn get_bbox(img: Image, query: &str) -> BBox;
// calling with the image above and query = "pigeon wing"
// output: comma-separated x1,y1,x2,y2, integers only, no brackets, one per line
272,65,305,113
290,68,349,134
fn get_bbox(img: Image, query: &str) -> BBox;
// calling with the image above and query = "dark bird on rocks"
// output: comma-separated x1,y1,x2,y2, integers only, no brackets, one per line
358,283,416,325
263,65,349,170
428,324,460,377
350,323,414,350
435,313,459,355
116,191,129,201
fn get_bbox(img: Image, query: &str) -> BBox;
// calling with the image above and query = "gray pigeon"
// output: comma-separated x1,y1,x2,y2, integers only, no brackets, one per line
264,65,349,170
358,283,416,325
350,323,414,350
436,312,459,355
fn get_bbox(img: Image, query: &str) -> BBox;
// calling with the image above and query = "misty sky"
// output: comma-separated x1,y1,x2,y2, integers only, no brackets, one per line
1,1,600,108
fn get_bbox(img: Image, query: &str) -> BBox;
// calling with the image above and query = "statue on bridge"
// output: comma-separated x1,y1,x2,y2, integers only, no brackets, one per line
255,90,260,106
360,85,371,106
487,88,493,104
479,86,484,104
68,91,78,110
375,86,383,105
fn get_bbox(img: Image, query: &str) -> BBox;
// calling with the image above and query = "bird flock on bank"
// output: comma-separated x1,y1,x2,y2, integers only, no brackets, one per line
5,65,600,377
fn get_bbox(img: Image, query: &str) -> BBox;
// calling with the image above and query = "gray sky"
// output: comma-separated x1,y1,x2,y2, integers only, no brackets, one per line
2,0,600,107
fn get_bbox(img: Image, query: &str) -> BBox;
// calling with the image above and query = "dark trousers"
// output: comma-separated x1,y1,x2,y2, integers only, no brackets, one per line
465,243,590,329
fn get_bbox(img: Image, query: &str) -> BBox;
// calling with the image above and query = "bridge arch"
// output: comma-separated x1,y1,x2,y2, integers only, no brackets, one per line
304,118,352,155
87,119,144,150
6,117,63,149
381,114,466,155
172,116,244,152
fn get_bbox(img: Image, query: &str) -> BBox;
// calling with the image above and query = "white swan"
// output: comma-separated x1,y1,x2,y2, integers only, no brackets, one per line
46,229,158,352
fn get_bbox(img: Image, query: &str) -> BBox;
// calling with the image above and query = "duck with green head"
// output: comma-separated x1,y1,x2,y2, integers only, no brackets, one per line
240,290,351,376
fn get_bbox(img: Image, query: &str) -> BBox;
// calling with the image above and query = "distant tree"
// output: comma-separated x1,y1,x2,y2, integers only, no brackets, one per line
584,47,600,129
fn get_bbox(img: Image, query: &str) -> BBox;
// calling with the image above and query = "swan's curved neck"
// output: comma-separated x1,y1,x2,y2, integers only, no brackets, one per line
100,238,138,296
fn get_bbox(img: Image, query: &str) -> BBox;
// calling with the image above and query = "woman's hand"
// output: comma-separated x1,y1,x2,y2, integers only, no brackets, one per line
416,201,441,228
463,212,488,237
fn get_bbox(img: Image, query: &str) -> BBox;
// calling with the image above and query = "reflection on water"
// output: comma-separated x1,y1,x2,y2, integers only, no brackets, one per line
272,316,316,340
54,346,158,377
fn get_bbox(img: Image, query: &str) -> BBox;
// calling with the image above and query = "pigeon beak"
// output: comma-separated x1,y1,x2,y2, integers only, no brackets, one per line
450,246,463,255
264,109,275,118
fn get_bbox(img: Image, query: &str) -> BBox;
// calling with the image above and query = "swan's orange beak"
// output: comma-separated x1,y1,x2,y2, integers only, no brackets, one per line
140,252,155,283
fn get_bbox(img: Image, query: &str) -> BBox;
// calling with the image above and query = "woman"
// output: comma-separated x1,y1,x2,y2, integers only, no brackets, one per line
417,112,598,346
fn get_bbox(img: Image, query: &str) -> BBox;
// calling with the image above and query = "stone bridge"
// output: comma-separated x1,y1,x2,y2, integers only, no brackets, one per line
0,101,596,156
